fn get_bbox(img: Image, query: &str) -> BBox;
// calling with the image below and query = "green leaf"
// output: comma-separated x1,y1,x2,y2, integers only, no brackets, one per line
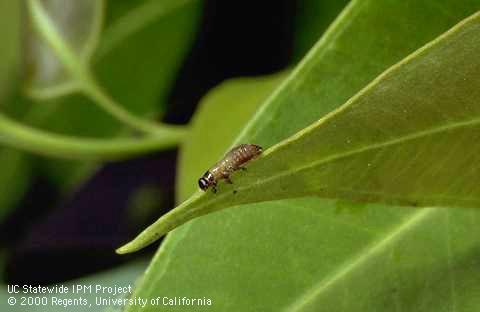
0,150,32,221
26,0,183,135
0,0,21,95
177,72,288,201
94,0,200,118
118,3,480,254
23,0,200,188
130,200,480,311
0,0,199,232
293,0,350,60
0,0,33,223
122,1,480,311
25,0,200,135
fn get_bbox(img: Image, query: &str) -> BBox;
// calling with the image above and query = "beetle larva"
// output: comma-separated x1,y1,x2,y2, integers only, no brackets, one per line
198,144,263,193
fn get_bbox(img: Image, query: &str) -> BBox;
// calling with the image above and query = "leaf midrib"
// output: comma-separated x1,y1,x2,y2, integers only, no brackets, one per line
214,12,480,210
193,116,480,214
257,117,479,190
285,207,438,311
120,9,480,255
232,0,361,146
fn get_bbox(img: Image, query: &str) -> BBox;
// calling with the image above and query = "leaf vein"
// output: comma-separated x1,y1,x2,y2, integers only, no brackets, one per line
284,208,437,311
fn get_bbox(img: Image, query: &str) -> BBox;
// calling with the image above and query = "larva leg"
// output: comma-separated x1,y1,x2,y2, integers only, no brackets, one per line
222,171,233,184
239,166,247,171
212,181,218,193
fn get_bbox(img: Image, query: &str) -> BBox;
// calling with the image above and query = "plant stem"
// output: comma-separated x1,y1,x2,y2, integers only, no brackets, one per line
0,111,182,160
80,75,185,137
27,0,183,137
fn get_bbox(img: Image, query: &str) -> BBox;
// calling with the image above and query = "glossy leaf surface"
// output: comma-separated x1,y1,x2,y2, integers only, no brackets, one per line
120,3,480,253
123,1,480,311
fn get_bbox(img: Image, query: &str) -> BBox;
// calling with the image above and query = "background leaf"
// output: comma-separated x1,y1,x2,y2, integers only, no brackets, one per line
0,0,21,96
0,0,33,223
0,0,201,231
21,0,200,189
177,71,288,201
293,0,350,60
124,1,480,311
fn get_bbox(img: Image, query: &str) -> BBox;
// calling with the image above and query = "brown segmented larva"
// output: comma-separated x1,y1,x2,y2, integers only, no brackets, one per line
198,144,263,193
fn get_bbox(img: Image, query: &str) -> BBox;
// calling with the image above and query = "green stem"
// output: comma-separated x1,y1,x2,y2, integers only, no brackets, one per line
28,0,88,85
27,0,182,136
0,111,182,160
80,76,185,136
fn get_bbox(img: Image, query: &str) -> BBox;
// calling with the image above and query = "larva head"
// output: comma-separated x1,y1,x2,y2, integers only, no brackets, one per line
246,144,263,158
252,144,263,155
198,178,209,191
198,171,214,191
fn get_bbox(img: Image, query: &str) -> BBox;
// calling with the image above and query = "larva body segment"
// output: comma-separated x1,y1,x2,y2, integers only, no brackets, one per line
198,144,263,192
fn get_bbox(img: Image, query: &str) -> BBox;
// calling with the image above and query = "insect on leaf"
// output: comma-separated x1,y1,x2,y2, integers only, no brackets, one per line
117,9,480,254
123,1,480,311
177,72,289,201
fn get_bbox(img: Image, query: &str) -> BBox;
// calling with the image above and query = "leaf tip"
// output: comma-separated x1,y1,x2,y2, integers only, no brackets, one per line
115,227,165,255
115,243,134,255
116,237,147,254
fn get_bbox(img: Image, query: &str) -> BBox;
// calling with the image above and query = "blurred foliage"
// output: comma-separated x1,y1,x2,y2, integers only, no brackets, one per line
29,0,201,188
25,0,101,93
126,185,165,227
0,0,200,309
293,0,350,60
1,1,480,312
0,0,201,227
0,1,32,223
0,0,21,95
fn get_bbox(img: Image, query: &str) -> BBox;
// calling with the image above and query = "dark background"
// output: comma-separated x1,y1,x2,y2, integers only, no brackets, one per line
2,0,295,284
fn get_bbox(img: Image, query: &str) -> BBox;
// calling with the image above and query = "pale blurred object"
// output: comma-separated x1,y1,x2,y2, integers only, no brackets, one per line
24,0,103,98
